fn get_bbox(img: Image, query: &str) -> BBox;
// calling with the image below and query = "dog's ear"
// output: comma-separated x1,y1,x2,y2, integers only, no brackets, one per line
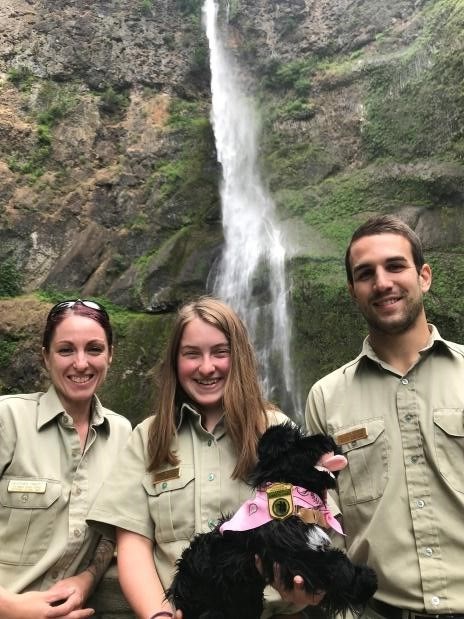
257,421,305,463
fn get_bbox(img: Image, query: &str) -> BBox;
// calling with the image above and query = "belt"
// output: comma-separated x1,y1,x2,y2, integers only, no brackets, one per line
370,599,464,619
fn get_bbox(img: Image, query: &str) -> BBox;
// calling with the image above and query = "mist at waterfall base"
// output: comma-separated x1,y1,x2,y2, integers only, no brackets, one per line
203,0,303,421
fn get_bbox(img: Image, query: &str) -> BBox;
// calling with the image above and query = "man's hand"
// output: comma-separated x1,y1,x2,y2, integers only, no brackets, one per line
272,569,325,607
255,555,325,610
173,561,325,619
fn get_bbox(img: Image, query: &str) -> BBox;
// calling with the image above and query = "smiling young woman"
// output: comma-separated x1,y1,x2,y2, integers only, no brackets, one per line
176,317,231,430
88,297,324,619
0,300,131,619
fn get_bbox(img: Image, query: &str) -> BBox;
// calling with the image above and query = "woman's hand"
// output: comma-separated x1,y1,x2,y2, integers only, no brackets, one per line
47,571,94,617
44,572,95,618
0,586,93,619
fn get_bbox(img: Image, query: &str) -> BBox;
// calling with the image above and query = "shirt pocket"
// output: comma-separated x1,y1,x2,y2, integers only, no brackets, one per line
433,408,464,493
142,465,195,544
0,477,63,565
335,419,388,505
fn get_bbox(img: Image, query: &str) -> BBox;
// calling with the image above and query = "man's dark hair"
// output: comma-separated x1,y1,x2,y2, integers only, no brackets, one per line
345,215,425,285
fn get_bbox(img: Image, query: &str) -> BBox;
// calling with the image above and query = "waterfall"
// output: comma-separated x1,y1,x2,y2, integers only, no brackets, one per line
203,0,302,419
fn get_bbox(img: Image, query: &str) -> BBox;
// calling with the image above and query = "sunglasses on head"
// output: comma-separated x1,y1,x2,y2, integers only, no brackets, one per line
48,299,109,319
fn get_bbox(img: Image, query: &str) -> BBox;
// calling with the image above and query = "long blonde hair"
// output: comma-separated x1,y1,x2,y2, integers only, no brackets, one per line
147,297,273,479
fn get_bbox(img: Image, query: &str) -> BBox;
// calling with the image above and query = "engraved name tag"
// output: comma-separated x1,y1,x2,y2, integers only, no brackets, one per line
336,427,368,445
154,468,180,484
8,480,47,493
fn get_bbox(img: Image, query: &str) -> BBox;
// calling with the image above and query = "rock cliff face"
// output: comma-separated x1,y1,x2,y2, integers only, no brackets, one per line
1,0,464,419
1,0,218,308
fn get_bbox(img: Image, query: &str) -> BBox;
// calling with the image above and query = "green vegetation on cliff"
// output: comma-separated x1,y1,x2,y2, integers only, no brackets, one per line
0,259,22,297
6,79,80,178
146,98,218,220
362,0,464,161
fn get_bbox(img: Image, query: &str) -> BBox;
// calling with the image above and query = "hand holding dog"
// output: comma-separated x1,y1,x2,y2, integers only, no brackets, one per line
273,571,325,608
255,556,325,609
172,562,324,619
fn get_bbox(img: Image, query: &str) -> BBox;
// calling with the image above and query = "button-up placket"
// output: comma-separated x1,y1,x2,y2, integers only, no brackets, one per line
397,369,447,611
41,415,94,588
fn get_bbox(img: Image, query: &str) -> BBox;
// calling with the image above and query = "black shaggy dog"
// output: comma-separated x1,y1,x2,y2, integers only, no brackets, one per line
167,422,377,619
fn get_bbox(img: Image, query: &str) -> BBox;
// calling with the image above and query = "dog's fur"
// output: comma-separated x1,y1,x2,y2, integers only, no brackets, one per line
167,422,377,619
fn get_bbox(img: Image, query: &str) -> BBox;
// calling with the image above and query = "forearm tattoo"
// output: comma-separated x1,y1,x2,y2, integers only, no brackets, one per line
86,538,115,587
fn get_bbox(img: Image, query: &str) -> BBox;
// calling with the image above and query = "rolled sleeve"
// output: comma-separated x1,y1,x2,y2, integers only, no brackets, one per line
87,419,154,541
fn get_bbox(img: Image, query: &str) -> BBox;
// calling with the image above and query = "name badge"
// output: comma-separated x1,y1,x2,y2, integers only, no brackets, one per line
8,480,47,493
336,427,368,445
154,468,180,484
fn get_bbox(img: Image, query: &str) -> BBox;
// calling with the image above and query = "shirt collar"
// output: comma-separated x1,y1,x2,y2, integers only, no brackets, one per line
176,401,226,437
355,323,453,369
176,401,199,429
37,384,109,433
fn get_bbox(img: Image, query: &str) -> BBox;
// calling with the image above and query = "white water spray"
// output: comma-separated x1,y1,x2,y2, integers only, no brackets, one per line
203,0,301,418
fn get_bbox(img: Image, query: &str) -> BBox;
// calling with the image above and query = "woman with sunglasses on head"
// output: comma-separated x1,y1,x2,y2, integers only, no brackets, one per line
88,297,324,619
0,299,132,619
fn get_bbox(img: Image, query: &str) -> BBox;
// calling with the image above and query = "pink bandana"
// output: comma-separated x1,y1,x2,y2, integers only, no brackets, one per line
220,483,344,535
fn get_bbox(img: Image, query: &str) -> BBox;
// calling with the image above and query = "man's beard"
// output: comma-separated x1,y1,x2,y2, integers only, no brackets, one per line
362,293,424,336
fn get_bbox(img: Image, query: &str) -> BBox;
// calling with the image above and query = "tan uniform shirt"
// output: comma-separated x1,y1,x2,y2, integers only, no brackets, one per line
305,325,464,614
88,404,295,616
0,385,131,592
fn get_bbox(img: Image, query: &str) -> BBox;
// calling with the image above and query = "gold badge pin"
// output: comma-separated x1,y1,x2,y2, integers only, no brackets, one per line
266,483,294,520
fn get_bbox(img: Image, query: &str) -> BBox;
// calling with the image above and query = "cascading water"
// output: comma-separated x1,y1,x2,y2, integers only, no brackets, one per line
203,0,302,419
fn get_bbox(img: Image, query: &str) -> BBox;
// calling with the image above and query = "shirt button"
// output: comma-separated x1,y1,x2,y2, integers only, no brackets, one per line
416,499,425,508
162,482,168,489
411,455,418,463
208,473,215,481
401,378,409,385
207,439,212,446
431,596,440,607
75,486,82,495
21,494,29,503
425,547,433,557
405,414,412,422
74,529,82,538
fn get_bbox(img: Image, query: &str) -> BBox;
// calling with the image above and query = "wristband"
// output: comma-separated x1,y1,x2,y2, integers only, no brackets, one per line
149,613,173,619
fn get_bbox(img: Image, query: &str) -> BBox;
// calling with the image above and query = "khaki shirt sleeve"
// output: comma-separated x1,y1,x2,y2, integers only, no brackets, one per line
0,407,15,476
305,384,328,436
87,420,154,541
